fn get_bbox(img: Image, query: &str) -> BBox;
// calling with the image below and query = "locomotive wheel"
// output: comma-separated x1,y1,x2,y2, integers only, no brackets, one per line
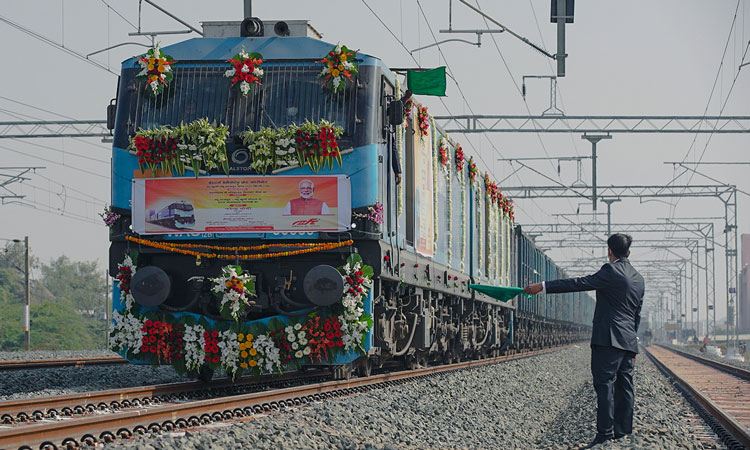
357,358,372,377
197,365,214,383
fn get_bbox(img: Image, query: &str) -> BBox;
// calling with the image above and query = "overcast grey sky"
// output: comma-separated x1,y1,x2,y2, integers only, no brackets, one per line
1,1,748,322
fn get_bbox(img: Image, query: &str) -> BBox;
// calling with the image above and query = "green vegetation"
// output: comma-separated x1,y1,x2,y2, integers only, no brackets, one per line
0,242,108,351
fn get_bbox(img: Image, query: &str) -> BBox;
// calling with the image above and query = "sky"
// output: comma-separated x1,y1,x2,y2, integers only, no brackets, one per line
1,0,749,326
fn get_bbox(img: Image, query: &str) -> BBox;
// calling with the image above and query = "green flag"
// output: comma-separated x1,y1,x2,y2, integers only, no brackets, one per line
468,284,532,302
407,66,447,96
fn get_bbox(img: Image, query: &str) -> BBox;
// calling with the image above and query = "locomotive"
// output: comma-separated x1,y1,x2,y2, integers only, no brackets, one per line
147,201,196,230
107,18,594,380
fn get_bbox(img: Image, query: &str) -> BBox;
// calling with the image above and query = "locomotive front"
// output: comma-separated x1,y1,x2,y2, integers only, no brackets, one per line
107,21,386,377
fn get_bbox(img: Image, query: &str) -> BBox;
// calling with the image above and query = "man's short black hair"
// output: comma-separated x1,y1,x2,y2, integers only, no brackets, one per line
607,233,632,258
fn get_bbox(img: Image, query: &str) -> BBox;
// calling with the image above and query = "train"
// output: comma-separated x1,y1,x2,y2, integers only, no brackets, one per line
147,201,196,230
107,17,594,380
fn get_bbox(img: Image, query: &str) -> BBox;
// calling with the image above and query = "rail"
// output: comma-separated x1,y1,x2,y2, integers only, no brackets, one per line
0,346,566,449
0,357,126,371
645,345,750,449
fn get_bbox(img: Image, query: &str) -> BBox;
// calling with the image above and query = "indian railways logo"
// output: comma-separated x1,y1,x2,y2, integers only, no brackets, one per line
292,218,319,227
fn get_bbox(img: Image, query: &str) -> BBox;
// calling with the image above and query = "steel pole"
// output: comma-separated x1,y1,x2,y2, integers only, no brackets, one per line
556,0,566,77
23,236,29,351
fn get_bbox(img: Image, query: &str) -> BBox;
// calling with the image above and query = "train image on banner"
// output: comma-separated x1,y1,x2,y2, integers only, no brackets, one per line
146,201,196,230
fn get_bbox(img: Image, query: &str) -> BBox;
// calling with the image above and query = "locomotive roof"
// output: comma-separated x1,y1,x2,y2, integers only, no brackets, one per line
121,36,384,69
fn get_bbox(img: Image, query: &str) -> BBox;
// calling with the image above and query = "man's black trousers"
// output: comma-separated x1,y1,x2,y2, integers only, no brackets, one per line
590,345,636,436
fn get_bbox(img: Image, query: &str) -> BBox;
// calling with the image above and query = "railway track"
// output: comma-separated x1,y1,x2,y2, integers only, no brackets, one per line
645,345,750,449
0,346,565,449
0,357,126,371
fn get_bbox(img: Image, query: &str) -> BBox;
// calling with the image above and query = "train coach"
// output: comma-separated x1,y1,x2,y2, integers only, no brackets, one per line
106,17,593,380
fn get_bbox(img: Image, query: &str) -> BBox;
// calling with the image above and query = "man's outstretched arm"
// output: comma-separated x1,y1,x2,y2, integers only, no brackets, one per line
524,263,614,295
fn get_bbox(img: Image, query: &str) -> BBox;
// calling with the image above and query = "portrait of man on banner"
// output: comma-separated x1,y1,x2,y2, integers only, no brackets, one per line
283,179,331,215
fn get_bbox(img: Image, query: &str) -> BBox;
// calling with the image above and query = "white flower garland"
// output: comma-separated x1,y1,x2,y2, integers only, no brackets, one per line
432,117,439,253
182,323,206,372
395,78,404,217
460,170,466,272
117,255,137,312
109,310,146,355
285,323,311,359
218,329,240,376
254,334,282,373
506,213,512,286
498,211,508,286
496,206,501,281
476,186,483,278
444,137,453,264
340,258,372,352
490,199,496,279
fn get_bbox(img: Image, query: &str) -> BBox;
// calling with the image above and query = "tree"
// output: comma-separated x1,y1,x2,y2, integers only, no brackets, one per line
0,247,107,350
0,241,37,304
41,256,105,313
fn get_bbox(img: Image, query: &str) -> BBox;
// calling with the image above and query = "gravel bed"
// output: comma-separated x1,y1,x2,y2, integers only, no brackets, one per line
96,345,711,450
665,343,750,372
0,350,119,361
0,362,186,402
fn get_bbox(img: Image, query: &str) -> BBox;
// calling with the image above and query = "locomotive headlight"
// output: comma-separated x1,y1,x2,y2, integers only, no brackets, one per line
130,266,171,307
303,265,344,306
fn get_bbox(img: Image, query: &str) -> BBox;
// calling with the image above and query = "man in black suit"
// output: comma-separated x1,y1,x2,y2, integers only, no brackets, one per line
523,234,645,447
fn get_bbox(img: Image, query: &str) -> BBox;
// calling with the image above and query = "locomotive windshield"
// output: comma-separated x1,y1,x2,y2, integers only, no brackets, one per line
118,61,356,139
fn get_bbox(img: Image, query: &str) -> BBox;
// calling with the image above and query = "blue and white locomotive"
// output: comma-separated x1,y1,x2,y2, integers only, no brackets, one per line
107,17,593,380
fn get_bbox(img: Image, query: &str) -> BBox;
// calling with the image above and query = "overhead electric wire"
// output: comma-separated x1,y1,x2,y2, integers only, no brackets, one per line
0,143,110,180
470,0,599,262
0,14,118,76
663,0,743,214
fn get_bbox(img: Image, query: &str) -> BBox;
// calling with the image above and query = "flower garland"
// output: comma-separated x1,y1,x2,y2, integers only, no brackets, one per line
499,208,508,286
240,126,293,174
109,310,146,355
438,135,450,173
183,323,206,372
444,137,453,263
506,212,512,286
129,119,230,177
136,44,175,98
395,79,404,217
210,265,256,322
129,126,180,175
140,320,184,364
476,181,483,278
468,157,478,185
237,332,259,371
225,48,264,97
459,165,466,272
109,252,375,377
285,323,313,360
403,97,414,127
254,334,282,374
318,43,358,94
295,120,343,172
417,103,430,138
454,142,465,172
100,205,120,228
175,119,230,177
496,206,501,282
217,329,240,377
432,117,439,253
116,254,137,312
338,253,373,352
125,236,353,261
352,201,384,224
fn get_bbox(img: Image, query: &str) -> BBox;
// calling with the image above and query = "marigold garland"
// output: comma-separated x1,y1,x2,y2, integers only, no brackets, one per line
125,236,353,261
